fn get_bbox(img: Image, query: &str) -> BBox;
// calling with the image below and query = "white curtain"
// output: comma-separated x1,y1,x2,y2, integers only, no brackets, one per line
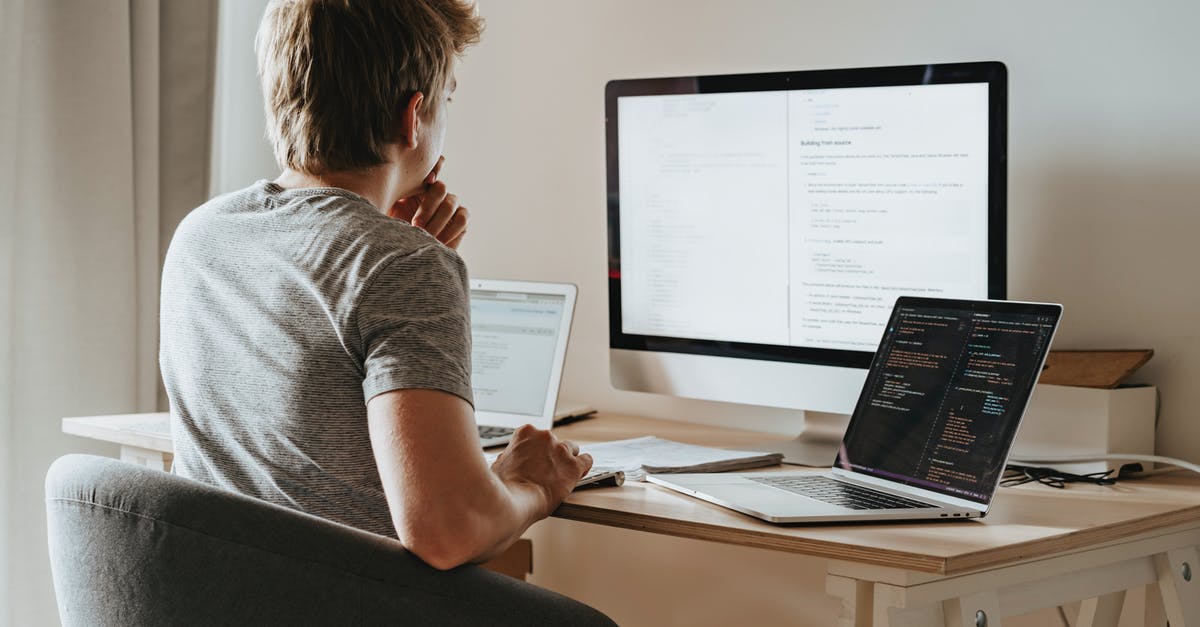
0,0,23,619
0,1,216,623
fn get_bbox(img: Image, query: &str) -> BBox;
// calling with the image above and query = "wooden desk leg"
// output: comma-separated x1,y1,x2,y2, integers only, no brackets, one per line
872,587,1003,627
119,445,173,472
831,534,1200,627
1155,544,1200,626
942,590,1002,627
826,574,872,627
870,583,943,627
830,531,1200,627
1077,590,1125,627
482,538,533,581
1144,582,1167,626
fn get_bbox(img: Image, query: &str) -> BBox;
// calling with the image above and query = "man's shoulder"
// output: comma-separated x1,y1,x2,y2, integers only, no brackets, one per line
166,182,468,314
308,196,464,280
179,180,449,257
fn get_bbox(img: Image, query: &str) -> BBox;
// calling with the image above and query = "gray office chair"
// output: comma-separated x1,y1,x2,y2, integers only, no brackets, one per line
45,454,616,626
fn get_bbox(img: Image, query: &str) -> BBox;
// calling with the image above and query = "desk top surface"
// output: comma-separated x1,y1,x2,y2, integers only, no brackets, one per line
62,412,173,452
555,414,1200,576
63,411,1200,576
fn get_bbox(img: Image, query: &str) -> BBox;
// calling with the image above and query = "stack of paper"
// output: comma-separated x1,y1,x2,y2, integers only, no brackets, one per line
581,436,783,481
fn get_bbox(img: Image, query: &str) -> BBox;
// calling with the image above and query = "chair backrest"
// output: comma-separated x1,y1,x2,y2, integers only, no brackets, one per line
44,454,615,627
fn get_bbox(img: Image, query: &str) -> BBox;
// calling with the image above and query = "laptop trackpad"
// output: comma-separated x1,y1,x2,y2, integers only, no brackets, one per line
706,484,844,517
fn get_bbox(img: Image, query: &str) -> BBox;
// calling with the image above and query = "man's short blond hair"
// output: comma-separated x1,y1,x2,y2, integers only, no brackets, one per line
257,0,483,175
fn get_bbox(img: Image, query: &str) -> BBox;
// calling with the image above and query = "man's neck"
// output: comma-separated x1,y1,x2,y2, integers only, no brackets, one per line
274,164,408,212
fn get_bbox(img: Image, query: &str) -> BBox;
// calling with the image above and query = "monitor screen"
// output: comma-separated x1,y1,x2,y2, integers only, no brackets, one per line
607,63,1006,378
470,290,567,417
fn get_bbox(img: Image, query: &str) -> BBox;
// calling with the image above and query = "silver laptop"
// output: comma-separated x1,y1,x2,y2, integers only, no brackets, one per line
647,297,1062,524
469,279,586,448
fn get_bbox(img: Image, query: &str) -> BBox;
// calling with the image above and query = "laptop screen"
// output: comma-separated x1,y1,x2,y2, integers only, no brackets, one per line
471,289,568,417
835,298,1060,504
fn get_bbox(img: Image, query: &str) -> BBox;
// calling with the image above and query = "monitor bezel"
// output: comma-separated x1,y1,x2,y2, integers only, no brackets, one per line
605,61,1008,369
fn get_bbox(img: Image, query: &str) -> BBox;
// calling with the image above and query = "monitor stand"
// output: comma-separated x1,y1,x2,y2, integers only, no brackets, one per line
734,411,851,467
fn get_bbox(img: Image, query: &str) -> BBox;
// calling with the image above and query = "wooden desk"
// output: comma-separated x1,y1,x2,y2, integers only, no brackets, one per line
64,412,1200,626
552,415,1200,627
63,412,174,470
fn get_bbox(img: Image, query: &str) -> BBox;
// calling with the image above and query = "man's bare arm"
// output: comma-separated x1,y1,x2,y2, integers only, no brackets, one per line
366,388,590,570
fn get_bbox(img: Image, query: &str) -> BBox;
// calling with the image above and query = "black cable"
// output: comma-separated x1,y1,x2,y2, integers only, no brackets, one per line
1001,464,1117,489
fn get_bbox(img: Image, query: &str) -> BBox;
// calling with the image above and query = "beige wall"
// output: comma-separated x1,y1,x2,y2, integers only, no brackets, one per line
213,1,1199,624
441,0,1200,452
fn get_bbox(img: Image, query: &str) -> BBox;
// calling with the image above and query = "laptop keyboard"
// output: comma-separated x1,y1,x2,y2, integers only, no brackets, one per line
478,425,515,440
749,475,932,510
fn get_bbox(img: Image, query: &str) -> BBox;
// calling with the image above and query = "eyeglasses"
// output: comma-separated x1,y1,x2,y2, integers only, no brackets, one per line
1000,464,1117,489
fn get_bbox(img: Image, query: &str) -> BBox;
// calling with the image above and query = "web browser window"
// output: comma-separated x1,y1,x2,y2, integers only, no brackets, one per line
470,291,566,417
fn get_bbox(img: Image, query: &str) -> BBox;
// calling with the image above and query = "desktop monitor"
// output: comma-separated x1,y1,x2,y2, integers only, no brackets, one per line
605,62,1007,463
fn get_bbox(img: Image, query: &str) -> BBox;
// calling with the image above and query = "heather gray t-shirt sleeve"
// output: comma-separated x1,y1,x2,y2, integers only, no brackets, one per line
358,244,473,405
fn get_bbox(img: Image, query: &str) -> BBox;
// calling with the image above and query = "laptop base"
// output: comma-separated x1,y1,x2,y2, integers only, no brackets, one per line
647,472,976,524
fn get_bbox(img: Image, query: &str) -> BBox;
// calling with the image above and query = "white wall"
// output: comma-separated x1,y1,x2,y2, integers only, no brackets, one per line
212,2,1200,625
445,0,1200,452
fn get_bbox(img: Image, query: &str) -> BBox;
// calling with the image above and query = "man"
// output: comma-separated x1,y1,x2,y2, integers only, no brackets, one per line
160,1,606,615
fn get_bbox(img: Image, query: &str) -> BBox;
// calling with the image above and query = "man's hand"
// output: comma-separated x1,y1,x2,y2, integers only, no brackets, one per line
490,425,593,518
388,156,469,249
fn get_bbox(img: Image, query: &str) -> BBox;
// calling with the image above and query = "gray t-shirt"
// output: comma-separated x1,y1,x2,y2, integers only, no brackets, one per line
160,180,472,538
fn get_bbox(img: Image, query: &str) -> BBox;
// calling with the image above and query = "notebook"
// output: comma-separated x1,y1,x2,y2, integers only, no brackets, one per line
647,297,1062,524
469,279,581,448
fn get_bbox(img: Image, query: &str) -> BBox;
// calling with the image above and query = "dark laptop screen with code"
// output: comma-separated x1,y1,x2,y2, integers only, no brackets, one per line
836,298,1061,504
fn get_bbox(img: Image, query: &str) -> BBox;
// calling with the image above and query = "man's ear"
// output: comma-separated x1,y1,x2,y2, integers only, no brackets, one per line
399,91,425,148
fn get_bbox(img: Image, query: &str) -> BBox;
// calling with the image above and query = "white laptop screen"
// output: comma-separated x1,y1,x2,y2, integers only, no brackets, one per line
470,290,567,417
836,299,1060,504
